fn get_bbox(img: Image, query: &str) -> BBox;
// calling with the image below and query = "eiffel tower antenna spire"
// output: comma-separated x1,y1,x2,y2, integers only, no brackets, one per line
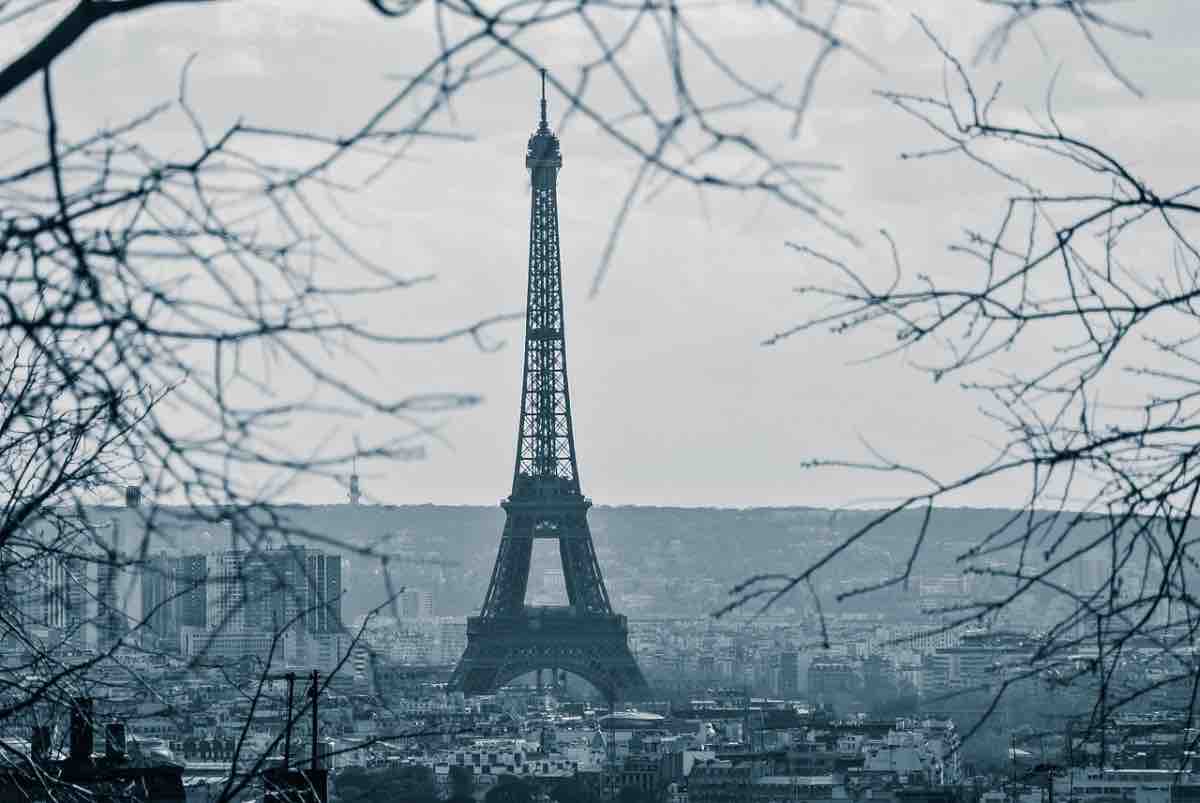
539,68,548,129
449,77,649,701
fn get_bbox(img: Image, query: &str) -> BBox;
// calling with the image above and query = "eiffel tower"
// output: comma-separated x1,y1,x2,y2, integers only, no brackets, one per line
448,74,650,702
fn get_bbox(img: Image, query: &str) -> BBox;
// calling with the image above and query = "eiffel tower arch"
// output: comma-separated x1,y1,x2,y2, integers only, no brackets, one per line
448,74,650,702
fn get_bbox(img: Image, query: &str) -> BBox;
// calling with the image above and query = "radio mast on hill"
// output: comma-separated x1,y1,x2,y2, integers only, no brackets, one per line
348,455,361,506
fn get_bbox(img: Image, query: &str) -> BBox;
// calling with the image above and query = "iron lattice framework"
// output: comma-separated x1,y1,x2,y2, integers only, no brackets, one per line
448,76,649,701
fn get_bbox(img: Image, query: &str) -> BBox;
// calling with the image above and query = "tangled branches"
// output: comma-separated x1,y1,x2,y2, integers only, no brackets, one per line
735,15,1199,745
0,0,873,782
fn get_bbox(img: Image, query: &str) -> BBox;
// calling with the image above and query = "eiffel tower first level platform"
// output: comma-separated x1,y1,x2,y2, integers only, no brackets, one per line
452,608,648,700
447,73,650,702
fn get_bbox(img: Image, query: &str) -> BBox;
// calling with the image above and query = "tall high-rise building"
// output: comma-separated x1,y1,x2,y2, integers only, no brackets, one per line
1,540,86,637
399,588,434,620
95,489,147,651
95,520,124,652
316,552,342,634
2,520,93,646
206,546,341,636
175,554,209,628
141,554,177,642
260,547,342,634
141,553,208,651
208,548,248,632
48,552,88,636
779,651,799,697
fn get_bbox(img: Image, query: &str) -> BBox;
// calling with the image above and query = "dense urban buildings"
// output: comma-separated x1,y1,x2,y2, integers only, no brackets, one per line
5,477,1196,803
4,498,1200,803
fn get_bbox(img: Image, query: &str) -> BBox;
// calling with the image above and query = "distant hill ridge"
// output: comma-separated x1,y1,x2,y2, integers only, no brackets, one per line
72,503,1059,621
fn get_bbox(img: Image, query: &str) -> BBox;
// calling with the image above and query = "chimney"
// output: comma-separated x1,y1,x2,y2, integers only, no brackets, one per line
31,725,51,764
105,722,127,761
69,698,94,763
124,485,142,508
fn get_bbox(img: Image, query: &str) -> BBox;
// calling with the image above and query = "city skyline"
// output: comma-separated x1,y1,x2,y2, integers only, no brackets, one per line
1,4,1198,803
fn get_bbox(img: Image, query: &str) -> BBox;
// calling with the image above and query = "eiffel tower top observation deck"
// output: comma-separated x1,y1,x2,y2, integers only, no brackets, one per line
512,69,580,501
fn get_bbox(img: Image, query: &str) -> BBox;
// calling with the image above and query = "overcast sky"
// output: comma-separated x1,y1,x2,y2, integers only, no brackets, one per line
4,1,1195,508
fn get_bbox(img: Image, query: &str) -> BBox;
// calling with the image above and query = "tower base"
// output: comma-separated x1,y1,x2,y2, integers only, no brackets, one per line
448,607,650,700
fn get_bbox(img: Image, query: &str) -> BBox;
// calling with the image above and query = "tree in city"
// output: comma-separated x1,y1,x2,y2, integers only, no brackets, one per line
485,775,537,803
617,785,657,803
335,765,439,803
447,765,477,803
551,775,601,803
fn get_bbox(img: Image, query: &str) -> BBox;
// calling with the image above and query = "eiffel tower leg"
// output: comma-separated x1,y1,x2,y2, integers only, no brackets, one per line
480,512,533,617
558,513,612,615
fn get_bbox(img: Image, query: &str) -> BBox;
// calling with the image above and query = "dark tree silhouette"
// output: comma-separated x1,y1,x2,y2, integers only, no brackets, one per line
447,764,477,803
727,7,1197,754
552,775,601,803
485,775,537,803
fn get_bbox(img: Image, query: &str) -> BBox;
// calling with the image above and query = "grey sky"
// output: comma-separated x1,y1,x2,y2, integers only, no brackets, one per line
4,1,1194,508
